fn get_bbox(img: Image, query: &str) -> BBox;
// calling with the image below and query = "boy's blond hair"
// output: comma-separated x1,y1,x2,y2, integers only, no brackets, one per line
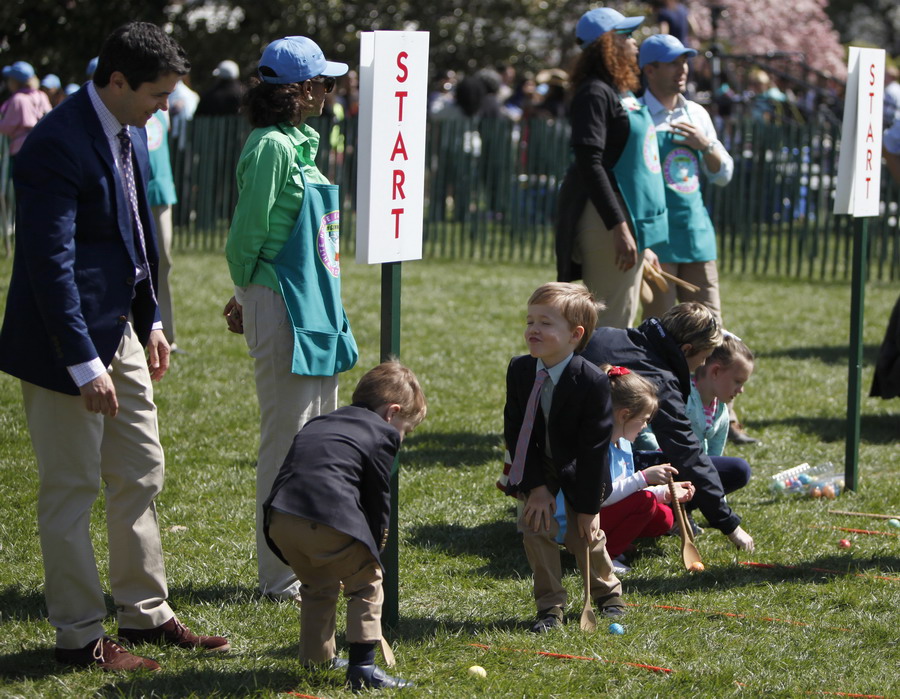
352,360,427,427
527,282,605,353
660,302,723,358
696,333,755,376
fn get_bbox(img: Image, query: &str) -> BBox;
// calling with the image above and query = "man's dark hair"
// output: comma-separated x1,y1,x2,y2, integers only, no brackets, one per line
93,22,190,90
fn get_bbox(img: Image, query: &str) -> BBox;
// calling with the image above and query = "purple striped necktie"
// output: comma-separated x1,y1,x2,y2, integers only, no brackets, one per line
508,368,549,485
117,127,156,302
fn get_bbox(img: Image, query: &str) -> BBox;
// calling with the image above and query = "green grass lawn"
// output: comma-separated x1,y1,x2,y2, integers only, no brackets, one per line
0,251,898,698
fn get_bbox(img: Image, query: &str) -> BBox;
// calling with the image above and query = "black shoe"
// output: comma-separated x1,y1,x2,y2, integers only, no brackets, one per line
728,421,757,445
600,604,627,618
347,663,413,691
530,606,563,633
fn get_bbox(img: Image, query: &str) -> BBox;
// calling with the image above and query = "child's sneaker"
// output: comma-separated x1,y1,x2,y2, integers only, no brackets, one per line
612,555,631,575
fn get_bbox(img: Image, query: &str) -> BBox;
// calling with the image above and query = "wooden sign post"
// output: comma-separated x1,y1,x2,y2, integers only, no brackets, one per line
357,30,429,627
833,46,885,491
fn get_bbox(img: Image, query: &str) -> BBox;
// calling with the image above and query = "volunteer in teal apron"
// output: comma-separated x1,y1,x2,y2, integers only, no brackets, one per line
637,34,735,324
555,7,666,329
223,36,356,602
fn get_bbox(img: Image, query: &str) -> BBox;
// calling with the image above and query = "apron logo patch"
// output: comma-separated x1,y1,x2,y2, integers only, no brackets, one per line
317,210,341,277
663,147,700,194
643,125,661,174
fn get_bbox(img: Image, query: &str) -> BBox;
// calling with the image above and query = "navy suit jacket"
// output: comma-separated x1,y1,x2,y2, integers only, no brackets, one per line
0,86,160,395
503,354,613,514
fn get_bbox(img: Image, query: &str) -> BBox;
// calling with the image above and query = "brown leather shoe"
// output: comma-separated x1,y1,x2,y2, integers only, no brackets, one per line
119,617,230,652
55,637,161,672
728,421,758,445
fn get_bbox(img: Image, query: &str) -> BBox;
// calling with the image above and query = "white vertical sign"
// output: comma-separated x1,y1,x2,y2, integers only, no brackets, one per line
834,47,885,217
356,31,429,264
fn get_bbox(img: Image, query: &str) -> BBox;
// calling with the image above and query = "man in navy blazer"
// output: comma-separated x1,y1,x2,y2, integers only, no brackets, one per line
0,22,227,671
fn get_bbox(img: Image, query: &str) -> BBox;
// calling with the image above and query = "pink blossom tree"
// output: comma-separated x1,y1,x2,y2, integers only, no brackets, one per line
686,0,846,78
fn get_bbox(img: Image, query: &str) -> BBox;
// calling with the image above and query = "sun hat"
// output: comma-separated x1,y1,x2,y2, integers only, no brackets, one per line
41,73,61,90
213,59,239,79
576,8,644,47
3,61,35,83
639,34,698,68
258,36,348,84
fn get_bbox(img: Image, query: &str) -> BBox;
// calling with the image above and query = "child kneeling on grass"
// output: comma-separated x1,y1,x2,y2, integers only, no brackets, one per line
685,333,754,500
597,365,695,574
502,282,624,634
263,361,426,691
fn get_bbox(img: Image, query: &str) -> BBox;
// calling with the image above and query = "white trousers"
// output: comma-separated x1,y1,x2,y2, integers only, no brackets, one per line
242,284,339,597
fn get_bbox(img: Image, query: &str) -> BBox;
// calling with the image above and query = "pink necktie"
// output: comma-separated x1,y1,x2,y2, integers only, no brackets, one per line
508,368,549,485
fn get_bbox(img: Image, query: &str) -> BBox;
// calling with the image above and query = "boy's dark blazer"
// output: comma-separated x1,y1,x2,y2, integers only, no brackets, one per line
503,353,613,514
263,405,401,568
0,85,160,395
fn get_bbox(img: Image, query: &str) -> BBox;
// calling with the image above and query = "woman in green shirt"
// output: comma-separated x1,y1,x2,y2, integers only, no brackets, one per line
223,36,357,602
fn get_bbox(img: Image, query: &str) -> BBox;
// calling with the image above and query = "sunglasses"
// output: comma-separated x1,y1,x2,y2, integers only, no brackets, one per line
310,76,336,93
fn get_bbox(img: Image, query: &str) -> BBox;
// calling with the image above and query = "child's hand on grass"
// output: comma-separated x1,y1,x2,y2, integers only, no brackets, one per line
727,525,755,552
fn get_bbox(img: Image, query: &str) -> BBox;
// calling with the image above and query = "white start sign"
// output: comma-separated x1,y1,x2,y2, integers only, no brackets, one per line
834,47,885,217
356,31,429,264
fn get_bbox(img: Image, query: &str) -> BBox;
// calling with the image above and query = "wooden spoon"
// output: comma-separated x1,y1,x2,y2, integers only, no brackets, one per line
669,479,703,571
579,541,598,631
379,637,396,667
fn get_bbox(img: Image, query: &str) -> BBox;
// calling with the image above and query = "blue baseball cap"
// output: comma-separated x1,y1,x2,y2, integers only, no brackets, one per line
41,73,61,90
64,83,80,96
3,61,35,83
639,34,698,68
576,8,644,47
86,56,98,78
258,36,348,84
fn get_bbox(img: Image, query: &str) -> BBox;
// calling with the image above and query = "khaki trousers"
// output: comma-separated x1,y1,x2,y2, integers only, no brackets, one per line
21,324,173,649
518,496,622,614
641,260,723,325
575,200,643,329
268,511,383,664
242,284,339,598
152,204,176,344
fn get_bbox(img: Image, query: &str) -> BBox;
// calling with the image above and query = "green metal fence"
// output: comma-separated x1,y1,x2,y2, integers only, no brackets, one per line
3,113,899,280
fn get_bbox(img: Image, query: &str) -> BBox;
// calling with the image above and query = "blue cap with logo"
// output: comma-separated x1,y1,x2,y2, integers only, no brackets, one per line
258,36,348,84
639,34,698,68
576,8,644,47
3,61,35,83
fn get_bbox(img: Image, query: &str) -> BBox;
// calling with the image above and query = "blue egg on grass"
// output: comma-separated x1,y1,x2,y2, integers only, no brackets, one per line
608,623,625,635
888,518,900,529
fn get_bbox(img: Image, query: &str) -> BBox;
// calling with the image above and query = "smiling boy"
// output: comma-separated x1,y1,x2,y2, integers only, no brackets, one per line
503,282,625,632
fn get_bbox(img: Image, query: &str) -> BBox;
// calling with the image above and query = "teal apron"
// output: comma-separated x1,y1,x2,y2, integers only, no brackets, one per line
265,143,358,376
652,129,716,264
611,93,668,251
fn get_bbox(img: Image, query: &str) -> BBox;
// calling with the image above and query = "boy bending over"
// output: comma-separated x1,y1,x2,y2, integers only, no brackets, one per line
264,361,426,691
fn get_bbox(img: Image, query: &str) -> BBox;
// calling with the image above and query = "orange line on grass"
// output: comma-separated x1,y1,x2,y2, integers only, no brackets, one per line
469,642,673,673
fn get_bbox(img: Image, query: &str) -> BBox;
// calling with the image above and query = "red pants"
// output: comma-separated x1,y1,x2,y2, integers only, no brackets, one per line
600,490,674,559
